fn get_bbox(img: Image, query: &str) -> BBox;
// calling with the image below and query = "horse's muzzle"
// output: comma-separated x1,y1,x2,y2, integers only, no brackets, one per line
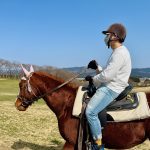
15,99,27,111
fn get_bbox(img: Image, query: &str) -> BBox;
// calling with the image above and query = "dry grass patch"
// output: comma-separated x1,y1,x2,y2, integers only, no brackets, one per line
0,101,150,150
0,101,64,150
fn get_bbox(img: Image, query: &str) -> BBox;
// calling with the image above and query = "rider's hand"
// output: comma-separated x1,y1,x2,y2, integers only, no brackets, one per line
87,60,98,70
85,75,93,82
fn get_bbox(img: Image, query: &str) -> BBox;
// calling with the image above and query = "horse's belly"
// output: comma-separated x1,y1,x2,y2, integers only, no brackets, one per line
102,122,145,149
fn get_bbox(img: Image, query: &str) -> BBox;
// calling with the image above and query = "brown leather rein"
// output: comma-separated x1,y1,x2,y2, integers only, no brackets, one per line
17,70,86,108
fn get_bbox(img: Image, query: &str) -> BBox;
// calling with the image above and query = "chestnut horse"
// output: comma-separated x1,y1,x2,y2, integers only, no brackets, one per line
15,71,150,150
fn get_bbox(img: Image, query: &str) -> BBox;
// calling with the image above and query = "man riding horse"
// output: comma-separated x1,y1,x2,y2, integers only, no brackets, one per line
85,23,132,149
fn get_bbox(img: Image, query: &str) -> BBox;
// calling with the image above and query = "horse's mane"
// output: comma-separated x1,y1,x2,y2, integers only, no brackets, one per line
33,71,81,90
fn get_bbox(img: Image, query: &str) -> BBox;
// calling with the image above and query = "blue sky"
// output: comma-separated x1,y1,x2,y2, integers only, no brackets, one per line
0,0,150,68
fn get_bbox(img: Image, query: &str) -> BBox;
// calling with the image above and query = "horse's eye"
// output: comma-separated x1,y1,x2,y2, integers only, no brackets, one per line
19,83,26,90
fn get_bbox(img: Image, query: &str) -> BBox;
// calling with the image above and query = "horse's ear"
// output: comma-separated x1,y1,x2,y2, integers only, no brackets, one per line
30,65,34,73
21,64,30,77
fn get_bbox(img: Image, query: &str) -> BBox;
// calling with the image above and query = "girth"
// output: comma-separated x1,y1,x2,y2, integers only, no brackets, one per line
78,93,90,150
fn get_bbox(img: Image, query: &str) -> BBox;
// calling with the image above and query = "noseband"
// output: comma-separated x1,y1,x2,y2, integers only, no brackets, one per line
17,95,36,108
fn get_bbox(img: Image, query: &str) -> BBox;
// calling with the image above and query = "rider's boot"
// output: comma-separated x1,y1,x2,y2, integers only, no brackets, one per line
91,139,104,150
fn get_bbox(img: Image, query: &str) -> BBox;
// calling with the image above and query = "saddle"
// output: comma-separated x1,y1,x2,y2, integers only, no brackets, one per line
85,83,139,127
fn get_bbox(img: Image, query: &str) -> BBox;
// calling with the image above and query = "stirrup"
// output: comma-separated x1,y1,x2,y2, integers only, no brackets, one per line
85,141,92,150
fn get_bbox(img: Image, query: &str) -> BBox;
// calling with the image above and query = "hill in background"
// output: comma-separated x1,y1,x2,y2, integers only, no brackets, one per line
63,66,150,78
0,58,150,86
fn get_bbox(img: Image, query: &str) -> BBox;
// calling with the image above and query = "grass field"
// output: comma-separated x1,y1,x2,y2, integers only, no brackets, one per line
0,78,64,150
0,78,149,150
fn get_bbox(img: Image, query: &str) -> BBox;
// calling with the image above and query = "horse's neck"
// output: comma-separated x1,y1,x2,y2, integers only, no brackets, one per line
40,78,77,118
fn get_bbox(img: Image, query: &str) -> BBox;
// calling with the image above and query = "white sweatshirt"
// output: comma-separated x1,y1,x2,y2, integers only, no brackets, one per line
93,45,132,93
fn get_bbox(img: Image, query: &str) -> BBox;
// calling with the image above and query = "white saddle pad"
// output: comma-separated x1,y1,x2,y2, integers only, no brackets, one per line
72,86,86,117
108,92,150,122
72,87,150,122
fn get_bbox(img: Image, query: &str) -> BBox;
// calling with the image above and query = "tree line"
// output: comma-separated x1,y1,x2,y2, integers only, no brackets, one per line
0,59,77,81
1,58,149,87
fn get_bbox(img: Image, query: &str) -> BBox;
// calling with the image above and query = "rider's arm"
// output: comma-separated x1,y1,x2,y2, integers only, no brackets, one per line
93,52,125,83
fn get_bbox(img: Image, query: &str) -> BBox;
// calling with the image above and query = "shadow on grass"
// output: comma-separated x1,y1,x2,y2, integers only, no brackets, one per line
11,139,63,150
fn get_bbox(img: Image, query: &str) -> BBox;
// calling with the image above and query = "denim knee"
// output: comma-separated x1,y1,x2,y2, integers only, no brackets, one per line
85,105,96,119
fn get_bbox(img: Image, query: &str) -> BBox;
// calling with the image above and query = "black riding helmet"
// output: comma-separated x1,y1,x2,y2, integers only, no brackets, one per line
102,23,126,43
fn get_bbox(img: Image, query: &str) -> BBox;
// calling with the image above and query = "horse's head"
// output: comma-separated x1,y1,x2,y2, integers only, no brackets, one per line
15,65,39,111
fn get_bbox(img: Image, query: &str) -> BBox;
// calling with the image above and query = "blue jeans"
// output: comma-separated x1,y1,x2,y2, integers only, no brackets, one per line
85,86,119,140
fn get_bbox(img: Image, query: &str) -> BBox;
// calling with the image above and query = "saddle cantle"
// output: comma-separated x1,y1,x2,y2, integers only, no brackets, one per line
107,85,139,111
115,85,133,101
107,93,139,111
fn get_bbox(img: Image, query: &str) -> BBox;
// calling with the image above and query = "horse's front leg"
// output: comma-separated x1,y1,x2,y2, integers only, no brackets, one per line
63,142,76,150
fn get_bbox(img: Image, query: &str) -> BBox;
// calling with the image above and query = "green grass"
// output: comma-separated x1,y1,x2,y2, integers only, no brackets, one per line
0,78,45,104
0,78,18,93
0,78,64,150
0,101,64,150
0,78,19,101
0,78,149,150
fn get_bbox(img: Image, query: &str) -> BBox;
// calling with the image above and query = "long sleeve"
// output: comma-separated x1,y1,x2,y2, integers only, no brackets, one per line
93,46,131,93
93,52,125,83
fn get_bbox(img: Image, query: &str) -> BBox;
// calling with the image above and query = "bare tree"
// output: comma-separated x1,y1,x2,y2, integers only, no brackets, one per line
0,58,81,87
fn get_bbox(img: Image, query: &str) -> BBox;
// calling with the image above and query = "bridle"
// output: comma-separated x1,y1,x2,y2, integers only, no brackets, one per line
17,70,86,108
